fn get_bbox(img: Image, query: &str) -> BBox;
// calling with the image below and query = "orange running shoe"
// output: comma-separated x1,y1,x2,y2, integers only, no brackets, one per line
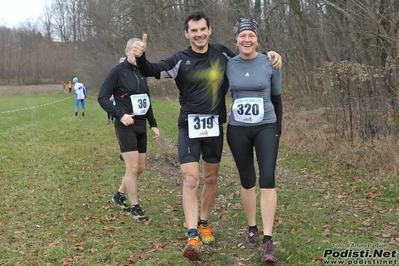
183,235,202,261
198,224,215,245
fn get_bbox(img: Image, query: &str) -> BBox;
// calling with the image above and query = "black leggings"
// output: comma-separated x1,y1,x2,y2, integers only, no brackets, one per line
227,123,280,189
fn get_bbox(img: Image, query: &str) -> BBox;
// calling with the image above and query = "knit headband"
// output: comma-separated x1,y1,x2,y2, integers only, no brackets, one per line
235,18,259,39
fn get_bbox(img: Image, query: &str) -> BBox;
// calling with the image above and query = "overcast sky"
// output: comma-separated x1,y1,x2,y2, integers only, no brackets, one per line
0,0,47,28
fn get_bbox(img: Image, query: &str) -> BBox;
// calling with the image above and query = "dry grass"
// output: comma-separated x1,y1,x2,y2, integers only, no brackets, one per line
282,105,399,177
0,84,64,96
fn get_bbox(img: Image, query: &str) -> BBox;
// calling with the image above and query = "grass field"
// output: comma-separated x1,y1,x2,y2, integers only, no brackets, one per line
0,90,398,266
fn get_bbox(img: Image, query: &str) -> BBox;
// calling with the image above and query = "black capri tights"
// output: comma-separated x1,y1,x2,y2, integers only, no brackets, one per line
227,123,280,189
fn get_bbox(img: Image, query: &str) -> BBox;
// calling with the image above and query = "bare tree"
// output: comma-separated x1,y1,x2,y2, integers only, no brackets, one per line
0,27,14,84
51,0,72,43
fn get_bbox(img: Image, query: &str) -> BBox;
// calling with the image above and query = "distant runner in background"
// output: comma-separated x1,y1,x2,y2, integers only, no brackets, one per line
73,77,86,117
68,80,72,93
107,95,116,124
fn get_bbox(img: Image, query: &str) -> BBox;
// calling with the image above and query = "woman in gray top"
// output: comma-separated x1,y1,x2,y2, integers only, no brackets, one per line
226,18,282,264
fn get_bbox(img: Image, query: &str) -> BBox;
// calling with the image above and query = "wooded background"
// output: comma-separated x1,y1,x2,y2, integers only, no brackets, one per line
1,0,399,149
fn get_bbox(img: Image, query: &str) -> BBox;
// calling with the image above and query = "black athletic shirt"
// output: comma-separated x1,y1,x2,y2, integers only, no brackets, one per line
98,59,157,127
136,43,235,128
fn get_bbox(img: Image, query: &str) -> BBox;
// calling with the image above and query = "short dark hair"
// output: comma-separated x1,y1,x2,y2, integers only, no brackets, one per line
184,11,210,32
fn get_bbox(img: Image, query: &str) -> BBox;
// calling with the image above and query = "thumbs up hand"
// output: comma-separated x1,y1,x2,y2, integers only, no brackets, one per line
132,33,147,58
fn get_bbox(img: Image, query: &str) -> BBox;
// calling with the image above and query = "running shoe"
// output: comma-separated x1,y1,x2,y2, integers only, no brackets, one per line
261,240,278,263
130,206,149,221
111,194,129,211
183,235,202,261
245,227,259,249
198,224,215,245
